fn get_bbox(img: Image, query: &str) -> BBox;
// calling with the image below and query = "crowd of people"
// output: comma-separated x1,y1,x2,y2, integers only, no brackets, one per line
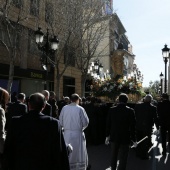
0,86,170,170
105,93,170,170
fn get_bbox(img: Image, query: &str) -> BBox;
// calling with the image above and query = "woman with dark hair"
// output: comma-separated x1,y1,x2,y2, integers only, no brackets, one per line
0,87,9,165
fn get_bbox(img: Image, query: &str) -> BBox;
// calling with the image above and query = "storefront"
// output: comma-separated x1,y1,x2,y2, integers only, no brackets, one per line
63,76,75,97
0,64,54,96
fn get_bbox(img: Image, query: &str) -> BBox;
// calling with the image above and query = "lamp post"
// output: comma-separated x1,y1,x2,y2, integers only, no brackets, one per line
159,72,164,95
35,27,59,90
162,44,169,93
88,59,112,82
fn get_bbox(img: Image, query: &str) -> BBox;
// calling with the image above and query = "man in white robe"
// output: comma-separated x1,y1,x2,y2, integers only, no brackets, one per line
59,93,89,170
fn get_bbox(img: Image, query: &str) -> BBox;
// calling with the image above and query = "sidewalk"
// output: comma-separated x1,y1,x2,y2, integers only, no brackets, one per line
87,133,170,170
87,144,111,170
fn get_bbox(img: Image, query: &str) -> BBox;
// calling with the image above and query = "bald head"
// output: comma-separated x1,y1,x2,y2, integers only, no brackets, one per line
118,93,128,103
42,90,50,101
144,95,153,103
29,93,46,112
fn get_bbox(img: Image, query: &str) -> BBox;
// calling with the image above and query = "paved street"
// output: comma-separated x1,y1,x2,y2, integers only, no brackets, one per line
87,134,170,170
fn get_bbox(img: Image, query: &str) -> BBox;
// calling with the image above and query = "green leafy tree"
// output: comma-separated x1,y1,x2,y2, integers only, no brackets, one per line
143,80,160,99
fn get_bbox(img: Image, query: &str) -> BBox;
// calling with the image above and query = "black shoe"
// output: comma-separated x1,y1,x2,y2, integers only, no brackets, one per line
162,151,166,156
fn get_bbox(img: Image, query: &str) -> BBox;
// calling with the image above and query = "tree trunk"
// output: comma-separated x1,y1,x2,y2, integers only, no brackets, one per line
56,74,61,101
81,74,87,97
7,52,15,95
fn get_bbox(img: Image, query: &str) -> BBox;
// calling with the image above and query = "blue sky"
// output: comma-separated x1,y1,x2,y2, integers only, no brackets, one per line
113,0,170,87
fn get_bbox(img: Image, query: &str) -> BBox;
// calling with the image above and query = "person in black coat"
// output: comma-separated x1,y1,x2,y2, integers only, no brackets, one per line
58,97,70,115
6,93,27,131
11,92,17,103
134,94,159,159
48,91,59,119
83,97,98,145
3,92,70,170
106,93,136,170
157,93,170,156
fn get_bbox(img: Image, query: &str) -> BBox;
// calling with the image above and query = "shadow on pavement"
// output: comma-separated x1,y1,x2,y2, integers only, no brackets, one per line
87,135,170,170
156,153,170,170
126,148,153,170
87,144,111,170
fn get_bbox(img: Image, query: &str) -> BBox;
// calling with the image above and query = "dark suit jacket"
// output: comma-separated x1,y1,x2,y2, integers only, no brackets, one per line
48,99,58,118
157,100,170,128
3,110,70,170
5,101,27,131
134,102,159,131
106,103,136,144
42,102,52,117
7,101,27,116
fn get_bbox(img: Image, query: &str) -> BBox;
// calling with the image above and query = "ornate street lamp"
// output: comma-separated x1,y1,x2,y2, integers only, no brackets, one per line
159,72,164,95
35,27,59,89
94,60,99,70
99,63,103,72
35,27,59,67
88,60,106,80
162,44,169,93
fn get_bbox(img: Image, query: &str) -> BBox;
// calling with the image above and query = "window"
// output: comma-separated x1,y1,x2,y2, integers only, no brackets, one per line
30,0,40,17
11,0,23,8
121,37,128,51
0,24,20,48
64,46,75,67
45,3,54,24
63,76,75,97
28,29,40,55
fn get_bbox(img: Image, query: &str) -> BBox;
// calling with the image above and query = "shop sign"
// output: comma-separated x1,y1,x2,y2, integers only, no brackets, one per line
30,72,43,79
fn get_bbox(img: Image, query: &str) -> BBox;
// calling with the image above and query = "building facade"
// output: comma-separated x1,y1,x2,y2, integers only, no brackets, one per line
0,0,82,98
0,0,143,99
110,13,136,77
